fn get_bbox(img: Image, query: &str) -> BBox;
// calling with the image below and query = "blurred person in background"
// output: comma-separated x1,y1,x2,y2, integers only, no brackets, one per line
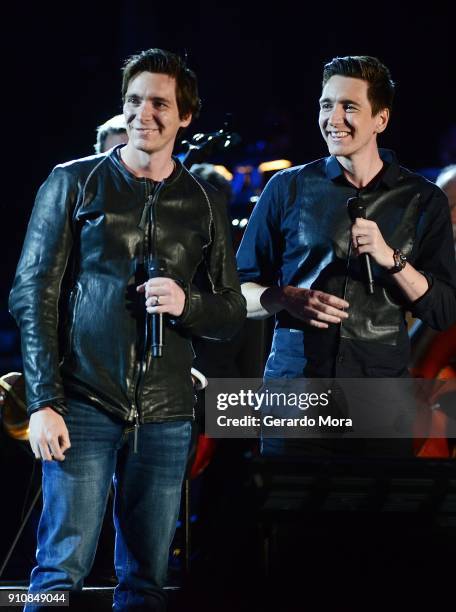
94,113,128,154
436,164,456,246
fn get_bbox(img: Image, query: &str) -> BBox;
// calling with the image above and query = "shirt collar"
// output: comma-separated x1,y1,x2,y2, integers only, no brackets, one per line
325,148,400,189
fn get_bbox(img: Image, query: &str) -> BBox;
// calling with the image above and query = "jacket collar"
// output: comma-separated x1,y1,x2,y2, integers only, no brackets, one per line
325,148,400,189
108,144,183,185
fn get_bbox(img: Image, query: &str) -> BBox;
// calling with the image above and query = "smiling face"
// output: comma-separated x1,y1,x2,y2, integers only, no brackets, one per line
123,71,191,157
319,75,389,162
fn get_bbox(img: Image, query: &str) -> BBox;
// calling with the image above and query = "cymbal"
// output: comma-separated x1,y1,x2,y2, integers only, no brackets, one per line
0,372,29,441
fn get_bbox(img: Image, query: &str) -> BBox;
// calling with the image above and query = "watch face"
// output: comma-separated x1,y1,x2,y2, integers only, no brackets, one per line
391,249,406,273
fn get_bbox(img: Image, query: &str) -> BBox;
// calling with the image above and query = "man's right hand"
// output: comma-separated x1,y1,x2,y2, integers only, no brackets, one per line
262,285,349,328
29,407,71,462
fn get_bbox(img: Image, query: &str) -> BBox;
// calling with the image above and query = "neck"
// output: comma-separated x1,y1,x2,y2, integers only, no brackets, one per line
337,148,383,189
120,144,175,181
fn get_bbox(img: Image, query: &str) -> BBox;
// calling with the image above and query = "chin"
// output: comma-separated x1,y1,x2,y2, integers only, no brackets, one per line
133,140,155,153
329,143,353,157
327,144,345,156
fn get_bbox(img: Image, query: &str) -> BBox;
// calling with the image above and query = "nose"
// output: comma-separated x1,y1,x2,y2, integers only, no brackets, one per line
137,100,153,122
328,105,345,127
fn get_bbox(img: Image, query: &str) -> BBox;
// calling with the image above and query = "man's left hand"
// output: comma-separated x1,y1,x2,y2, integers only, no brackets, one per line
137,277,186,316
351,218,394,269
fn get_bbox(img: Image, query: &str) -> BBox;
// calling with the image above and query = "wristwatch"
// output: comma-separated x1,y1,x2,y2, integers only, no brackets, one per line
388,248,407,274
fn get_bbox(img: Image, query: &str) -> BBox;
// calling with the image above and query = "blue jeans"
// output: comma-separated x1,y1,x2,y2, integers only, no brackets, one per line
25,399,192,611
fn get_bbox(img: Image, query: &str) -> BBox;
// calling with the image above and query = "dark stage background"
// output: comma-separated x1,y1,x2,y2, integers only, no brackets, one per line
2,0,455,318
1,2,455,608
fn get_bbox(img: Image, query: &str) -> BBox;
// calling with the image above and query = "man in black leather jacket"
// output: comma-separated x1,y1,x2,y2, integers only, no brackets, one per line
9,48,245,611
237,56,456,453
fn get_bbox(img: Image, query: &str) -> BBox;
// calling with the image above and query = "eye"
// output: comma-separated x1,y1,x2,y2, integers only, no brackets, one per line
320,103,332,111
126,95,140,105
344,104,357,112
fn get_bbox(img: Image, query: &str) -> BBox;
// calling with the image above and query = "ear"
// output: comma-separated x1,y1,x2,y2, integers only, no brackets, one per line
180,113,192,129
375,108,390,134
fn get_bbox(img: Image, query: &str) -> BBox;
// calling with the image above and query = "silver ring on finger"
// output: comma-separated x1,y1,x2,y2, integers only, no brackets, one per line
153,295,160,306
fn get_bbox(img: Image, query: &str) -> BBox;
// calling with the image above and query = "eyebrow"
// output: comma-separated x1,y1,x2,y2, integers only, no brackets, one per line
319,97,361,107
126,93,171,104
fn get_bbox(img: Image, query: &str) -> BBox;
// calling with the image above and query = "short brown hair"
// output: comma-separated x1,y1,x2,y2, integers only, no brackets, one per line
121,48,201,120
322,56,395,115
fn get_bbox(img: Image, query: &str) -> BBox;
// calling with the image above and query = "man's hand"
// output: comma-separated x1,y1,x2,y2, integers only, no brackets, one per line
136,277,186,317
29,407,71,462
351,218,394,269
262,285,349,329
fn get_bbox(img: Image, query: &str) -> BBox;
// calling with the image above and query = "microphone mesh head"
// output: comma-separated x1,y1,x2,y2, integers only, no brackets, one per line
347,197,366,220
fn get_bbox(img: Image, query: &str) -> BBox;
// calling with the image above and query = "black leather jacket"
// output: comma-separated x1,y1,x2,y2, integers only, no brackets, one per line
9,146,246,421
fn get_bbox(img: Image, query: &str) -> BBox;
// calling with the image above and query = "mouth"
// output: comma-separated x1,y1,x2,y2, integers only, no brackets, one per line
327,130,352,141
133,127,160,135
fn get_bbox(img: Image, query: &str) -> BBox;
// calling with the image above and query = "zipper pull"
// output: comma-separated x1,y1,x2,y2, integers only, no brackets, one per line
133,412,140,453
138,195,153,231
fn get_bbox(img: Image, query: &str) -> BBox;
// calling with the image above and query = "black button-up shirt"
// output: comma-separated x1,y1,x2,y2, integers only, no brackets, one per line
237,150,456,378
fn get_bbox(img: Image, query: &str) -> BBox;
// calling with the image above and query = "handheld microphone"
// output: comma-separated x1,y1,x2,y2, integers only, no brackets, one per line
148,258,166,357
347,197,374,295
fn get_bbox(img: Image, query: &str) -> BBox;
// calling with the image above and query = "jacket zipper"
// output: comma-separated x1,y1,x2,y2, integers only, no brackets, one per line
128,404,140,453
65,282,82,358
334,226,354,369
341,238,353,322
130,181,162,452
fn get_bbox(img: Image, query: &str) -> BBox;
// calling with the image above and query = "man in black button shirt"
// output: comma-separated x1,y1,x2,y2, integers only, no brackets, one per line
237,56,456,453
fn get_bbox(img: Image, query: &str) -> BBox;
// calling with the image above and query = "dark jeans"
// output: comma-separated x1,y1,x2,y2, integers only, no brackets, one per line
25,399,191,611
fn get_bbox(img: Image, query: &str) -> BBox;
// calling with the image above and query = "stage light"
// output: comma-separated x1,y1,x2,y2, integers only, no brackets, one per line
258,160,292,172
213,165,233,181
